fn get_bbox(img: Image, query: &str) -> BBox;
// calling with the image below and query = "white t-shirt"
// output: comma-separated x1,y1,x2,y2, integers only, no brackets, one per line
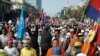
0,34,8,47
4,46,19,56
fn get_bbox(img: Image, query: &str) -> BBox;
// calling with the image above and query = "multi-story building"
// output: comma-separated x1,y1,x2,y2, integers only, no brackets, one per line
11,0,39,18
11,0,36,11
26,0,42,12
0,0,39,21
26,0,37,7
11,0,23,10
36,0,42,11
0,0,12,21
11,0,42,11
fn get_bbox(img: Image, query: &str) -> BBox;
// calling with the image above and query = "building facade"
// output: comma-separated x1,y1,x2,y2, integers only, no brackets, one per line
26,0,42,12
26,0,36,7
36,0,42,11
0,0,12,21
11,0,23,10
0,0,40,21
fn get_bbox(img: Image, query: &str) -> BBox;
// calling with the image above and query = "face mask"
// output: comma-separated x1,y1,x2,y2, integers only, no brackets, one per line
25,44,31,49
31,28,36,32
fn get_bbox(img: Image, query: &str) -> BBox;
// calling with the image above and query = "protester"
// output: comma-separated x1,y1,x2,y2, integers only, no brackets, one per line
37,28,42,56
29,24,39,56
4,37,19,56
0,16,99,56
52,29,60,40
47,39,64,56
37,28,42,46
8,30,16,40
40,25,52,56
74,33,83,55
20,38,37,56
0,28,8,48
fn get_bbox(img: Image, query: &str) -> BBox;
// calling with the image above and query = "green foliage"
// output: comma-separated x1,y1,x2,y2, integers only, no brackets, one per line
60,2,88,20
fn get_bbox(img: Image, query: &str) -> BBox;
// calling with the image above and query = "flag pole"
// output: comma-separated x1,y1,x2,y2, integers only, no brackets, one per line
98,8,100,24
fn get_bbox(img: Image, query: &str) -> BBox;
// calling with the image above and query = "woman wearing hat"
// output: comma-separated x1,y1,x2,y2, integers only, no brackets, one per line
4,38,19,56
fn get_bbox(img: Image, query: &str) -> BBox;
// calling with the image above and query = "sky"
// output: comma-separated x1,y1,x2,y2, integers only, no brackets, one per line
42,0,86,17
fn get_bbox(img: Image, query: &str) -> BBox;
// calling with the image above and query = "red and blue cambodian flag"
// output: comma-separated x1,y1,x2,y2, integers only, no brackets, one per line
85,0,100,21
85,0,100,45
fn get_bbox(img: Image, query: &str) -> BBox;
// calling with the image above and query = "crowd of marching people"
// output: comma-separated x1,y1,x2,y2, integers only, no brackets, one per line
0,17,100,56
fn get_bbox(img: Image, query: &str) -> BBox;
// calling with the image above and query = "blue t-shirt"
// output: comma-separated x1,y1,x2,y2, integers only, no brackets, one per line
52,47,61,56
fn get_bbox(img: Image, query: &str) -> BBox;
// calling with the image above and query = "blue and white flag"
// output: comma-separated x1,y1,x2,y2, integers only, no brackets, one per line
17,5,25,41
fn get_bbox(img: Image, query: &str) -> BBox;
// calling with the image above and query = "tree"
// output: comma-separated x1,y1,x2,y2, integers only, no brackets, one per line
59,1,88,20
